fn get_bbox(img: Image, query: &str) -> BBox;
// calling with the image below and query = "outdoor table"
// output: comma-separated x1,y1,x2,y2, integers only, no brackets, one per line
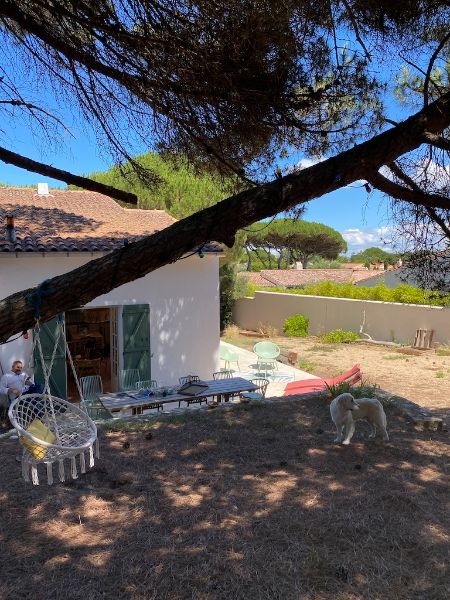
99,377,258,415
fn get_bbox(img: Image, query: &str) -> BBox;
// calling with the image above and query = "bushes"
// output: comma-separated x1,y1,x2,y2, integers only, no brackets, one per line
325,380,380,399
319,329,359,343
267,282,450,306
283,314,309,337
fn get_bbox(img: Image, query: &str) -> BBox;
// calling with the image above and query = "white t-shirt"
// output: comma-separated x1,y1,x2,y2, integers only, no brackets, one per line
0,372,32,401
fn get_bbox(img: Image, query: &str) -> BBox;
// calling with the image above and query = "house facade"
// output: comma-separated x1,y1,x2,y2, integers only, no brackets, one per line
0,186,222,398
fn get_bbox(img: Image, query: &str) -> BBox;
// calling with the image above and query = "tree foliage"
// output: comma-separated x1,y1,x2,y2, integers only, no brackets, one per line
245,219,347,269
350,247,398,266
84,152,241,218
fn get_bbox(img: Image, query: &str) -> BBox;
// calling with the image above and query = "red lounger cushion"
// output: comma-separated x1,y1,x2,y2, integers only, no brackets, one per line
283,364,361,396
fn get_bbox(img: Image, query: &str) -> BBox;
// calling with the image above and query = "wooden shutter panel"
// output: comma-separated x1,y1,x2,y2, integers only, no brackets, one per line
33,315,67,399
122,304,151,380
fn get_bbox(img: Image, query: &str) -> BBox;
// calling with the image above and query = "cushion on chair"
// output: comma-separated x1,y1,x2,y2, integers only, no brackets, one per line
21,418,56,459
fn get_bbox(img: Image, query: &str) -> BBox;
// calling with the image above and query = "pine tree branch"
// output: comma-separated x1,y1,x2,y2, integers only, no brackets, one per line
0,145,138,205
368,171,450,210
422,132,450,152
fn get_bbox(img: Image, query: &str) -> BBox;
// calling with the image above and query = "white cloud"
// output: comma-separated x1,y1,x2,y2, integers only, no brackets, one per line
294,157,325,170
415,158,450,190
342,227,395,254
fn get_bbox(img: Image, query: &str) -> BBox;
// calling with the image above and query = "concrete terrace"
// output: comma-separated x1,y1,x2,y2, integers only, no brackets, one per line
218,340,319,397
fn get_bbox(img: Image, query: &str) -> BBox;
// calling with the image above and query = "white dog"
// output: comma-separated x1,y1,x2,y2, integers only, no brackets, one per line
330,393,389,445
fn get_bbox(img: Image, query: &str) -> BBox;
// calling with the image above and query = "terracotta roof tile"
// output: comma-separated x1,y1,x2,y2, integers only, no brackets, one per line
237,272,273,287
238,268,388,288
341,262,366,269
0,187,222,253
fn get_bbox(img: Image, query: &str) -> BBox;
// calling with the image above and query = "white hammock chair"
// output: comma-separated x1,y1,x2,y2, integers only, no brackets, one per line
8,318,98,485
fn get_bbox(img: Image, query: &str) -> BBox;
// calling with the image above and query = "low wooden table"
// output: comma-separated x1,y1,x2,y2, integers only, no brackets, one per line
99,377,258,415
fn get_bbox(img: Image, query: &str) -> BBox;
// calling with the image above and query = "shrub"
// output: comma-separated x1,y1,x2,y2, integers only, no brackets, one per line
265,282,450,307
234,276,259,299
223,324,240,338
319,328,359,343
325,379,380,400
283,314,309,337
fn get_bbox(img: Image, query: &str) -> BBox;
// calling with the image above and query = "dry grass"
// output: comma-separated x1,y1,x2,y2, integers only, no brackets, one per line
0,398,448,599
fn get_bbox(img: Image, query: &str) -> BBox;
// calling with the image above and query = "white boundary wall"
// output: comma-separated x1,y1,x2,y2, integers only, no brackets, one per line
233,291,450,345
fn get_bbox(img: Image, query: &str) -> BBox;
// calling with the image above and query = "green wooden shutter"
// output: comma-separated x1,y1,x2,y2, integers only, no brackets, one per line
122,304,150,380
33,315,67,399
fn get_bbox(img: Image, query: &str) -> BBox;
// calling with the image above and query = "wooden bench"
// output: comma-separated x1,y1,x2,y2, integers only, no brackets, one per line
277,347,298,367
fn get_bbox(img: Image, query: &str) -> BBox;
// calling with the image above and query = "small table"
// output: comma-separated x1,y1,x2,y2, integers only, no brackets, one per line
99,377,258,416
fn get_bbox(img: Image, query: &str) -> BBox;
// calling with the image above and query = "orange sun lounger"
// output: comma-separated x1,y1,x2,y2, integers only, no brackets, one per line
283,364,361,396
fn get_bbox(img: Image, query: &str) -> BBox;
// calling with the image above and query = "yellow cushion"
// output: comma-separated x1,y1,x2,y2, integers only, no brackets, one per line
21,418,56,460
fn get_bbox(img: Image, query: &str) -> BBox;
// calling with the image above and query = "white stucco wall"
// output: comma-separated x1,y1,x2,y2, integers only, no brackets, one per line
233,291,450,345
0,252,220,386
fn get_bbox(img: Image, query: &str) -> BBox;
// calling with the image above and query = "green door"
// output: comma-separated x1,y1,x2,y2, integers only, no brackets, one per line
122,304,151,380
33,315,67,399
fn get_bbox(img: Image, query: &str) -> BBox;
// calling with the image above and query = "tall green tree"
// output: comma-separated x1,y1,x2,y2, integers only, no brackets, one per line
351,247,398,266
245,219,347,269
86,153,243,218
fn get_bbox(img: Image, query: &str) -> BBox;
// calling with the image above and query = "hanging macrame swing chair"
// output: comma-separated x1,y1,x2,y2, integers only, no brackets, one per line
8,317,98,485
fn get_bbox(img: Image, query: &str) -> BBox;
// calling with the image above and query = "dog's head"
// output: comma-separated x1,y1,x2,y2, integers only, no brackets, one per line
334,392,358,411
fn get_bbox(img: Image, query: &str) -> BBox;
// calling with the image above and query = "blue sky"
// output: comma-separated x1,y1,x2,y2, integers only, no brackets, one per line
302,186,394,255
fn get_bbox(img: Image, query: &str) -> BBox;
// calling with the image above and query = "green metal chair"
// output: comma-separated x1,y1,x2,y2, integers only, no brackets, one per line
119,369,140,391
136,379,158,390
240,378,269,402
219,342,240,371
212,370,233,380
253,341,280,377
80,375,112,421
212,370,233,402
179,374,200,385
134,380,160,414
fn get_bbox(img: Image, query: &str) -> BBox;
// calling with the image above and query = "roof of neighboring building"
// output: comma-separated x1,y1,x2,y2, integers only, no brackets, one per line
238,271,272,287
238,268,387,287
341,262,366,269
0,187,222,253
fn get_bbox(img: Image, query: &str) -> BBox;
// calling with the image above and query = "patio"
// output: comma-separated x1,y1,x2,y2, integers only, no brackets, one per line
219,340,319,397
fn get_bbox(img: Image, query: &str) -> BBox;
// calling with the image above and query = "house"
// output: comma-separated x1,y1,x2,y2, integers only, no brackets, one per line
238,268,384,289
0,186,222,398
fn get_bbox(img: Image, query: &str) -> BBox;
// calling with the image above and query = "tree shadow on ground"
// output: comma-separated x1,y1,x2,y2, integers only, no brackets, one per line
0,397,448,600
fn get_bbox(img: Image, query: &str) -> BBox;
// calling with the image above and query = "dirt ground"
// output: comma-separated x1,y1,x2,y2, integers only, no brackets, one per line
224,332,450,417
0,398,448,600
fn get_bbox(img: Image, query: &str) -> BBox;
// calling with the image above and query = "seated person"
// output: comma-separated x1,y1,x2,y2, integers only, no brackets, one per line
0,360,44,404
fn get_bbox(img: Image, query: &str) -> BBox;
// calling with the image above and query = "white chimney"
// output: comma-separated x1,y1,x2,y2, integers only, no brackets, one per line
37,182,49,196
